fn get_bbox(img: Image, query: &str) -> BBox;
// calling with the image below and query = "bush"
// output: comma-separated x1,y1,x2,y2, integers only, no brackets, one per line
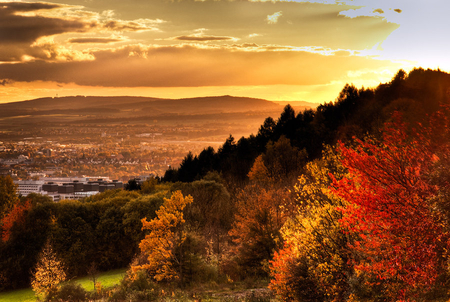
108,270,159,302
48,283,87,302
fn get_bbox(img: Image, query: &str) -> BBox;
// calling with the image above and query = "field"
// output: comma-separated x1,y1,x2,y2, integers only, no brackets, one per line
0,268,127,302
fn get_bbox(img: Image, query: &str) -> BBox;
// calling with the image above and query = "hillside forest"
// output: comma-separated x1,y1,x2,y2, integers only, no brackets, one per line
2,68,450,301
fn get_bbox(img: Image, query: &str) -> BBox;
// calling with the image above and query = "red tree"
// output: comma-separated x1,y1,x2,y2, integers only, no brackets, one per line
334,111,450,299
1,200,32,242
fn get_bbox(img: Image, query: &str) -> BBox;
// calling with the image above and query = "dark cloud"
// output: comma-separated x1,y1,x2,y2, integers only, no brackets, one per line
68,37,124,44
394,9,402,13
0,2,162,62
373,9,384,14
103,20,157,32
0,3,86,44
0,79,12,86
0,2,62,12
174,35,236,42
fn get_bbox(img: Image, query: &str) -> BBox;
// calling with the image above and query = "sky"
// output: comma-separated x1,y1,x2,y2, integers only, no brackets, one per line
0,0,448,104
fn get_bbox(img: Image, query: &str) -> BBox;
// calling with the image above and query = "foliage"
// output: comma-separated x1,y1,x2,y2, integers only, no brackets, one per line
228,184,291,278
0,175,19,220
141,177,159,194
125,178,142,191
109,270,160,302
333,111,450,300
51,283,87,302
172,178,233,258
1,199,32,242
0,189,164,290
133,190,193,282
270,146,352,301
164,69,450,186
31,239,67,299
0,202,53,289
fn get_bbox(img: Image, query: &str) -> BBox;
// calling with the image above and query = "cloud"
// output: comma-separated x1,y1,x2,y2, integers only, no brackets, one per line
0,3,86,44
102,19,163,32
394,9,402,13
248,33,262,38
373,9,384,14
266,11,283,24
173,35,238,42
0,2,164,62
0,44,401,88
67,37,125,44
0,79,12,86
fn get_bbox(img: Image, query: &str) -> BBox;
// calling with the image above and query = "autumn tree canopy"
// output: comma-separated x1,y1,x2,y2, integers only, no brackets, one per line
133,190,193,283
31,239,66,299
333,111,450,300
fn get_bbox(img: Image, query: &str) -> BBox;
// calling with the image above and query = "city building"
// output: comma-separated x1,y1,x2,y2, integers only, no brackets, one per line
15,177,123,202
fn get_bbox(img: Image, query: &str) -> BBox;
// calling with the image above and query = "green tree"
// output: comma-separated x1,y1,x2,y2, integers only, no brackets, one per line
0,175,19,220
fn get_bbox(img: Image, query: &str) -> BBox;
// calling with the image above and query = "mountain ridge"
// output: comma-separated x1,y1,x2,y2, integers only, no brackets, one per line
0,95,319,120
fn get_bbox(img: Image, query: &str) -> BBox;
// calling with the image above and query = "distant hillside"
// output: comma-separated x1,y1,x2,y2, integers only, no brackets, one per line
0,95,309,119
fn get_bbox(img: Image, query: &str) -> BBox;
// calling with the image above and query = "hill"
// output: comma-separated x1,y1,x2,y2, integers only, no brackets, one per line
0,95,317,118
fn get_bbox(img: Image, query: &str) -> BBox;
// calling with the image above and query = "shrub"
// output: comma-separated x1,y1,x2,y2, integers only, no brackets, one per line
108,270,159,302
51,283,87,302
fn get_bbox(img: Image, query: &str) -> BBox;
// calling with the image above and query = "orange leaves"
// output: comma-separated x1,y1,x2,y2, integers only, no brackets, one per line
133,191,193,282
31,239,66,298
1,199,32,242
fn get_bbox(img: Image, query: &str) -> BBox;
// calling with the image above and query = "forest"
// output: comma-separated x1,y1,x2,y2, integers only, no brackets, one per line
2,67,450,301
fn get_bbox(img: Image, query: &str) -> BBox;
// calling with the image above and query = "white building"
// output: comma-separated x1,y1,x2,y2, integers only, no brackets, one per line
14,177,122,202
15,180,45,196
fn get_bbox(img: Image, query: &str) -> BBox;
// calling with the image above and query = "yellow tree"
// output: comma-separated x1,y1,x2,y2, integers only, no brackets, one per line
133,190,193,283
31,239,66,299
270,146,353,302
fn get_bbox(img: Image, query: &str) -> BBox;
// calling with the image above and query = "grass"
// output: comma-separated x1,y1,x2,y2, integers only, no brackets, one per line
73,268,127,292
0,268,127,302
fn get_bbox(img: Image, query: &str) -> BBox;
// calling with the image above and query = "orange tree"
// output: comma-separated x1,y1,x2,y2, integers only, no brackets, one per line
31,239,66,299
132,190,193,283
229,185,291,277
333,111,450,300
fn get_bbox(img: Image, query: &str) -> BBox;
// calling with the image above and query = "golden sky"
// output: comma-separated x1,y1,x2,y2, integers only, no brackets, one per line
0,0,447,104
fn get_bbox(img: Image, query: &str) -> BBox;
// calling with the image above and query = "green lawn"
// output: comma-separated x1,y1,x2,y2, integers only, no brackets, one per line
0,268,127,302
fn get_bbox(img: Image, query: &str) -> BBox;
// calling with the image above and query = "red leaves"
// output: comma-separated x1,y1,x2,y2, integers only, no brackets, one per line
333,110,450,298
1,199,32,242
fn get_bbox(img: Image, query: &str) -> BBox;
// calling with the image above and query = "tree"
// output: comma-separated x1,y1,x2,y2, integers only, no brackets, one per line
0,175,19,220
263,136,307,184
333,112,450,300
174,179,232,257
125,178,141,191
1,199,32,242
132,191,193,283
248,136,307,186
229,184,292,277
31,239,66,299
140,177,158,194
270,146,352,302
